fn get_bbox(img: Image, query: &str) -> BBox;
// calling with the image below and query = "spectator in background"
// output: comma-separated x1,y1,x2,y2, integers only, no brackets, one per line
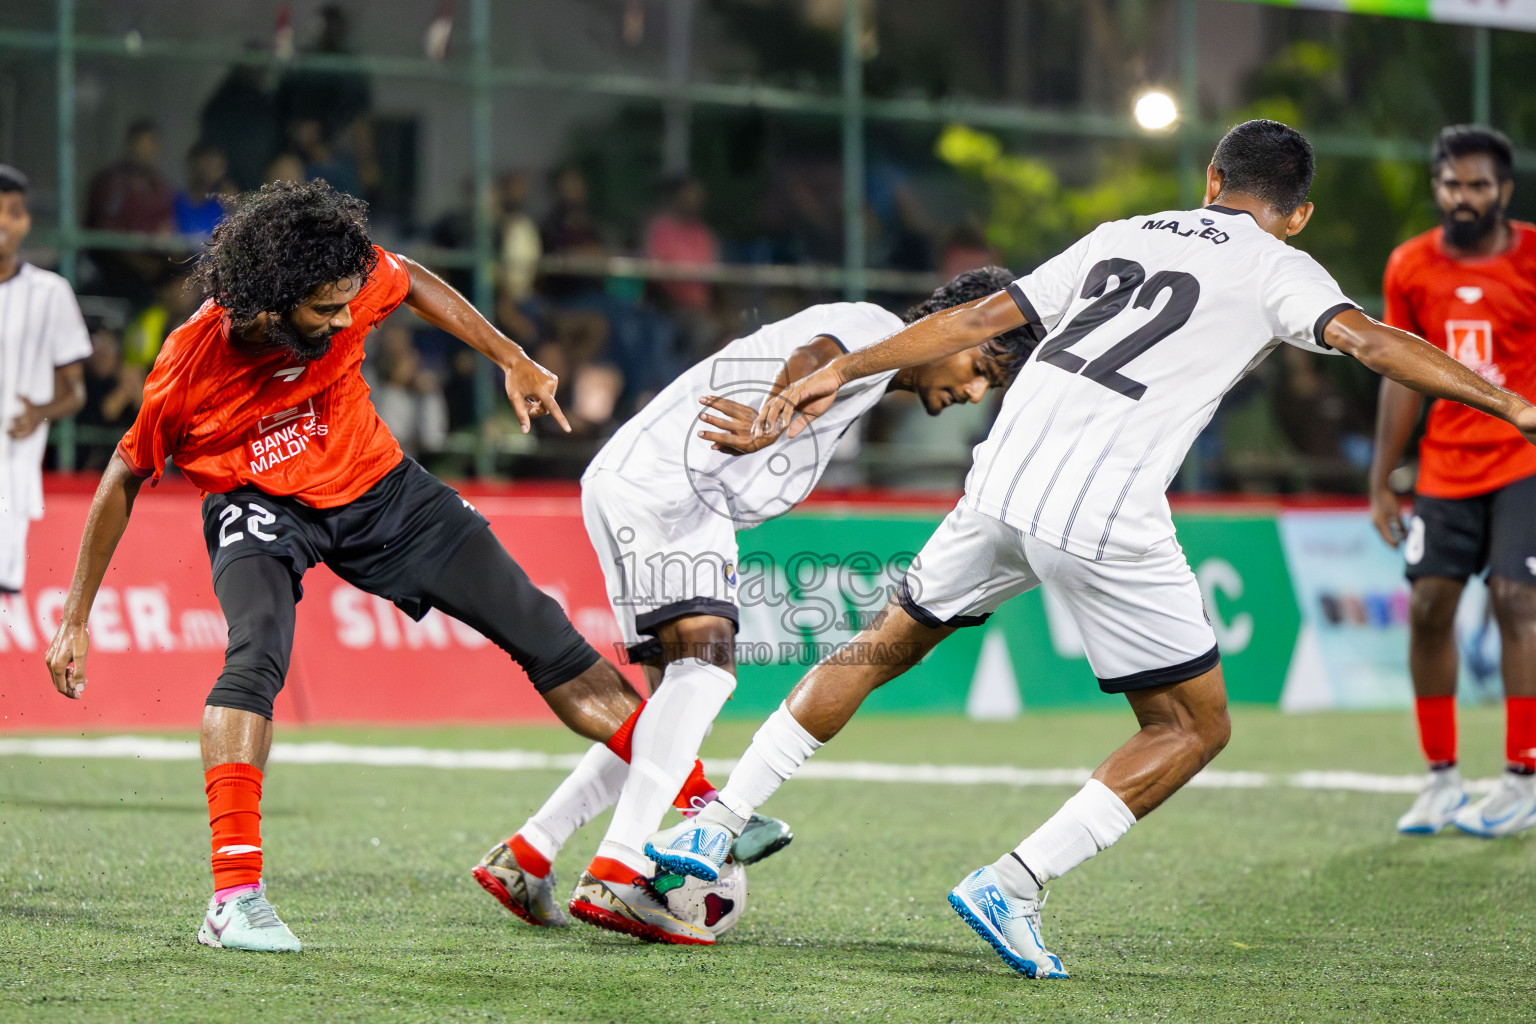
76,324,146,470
496,171,543,345
275,5,377,196
940,221,999,279
120,274,200,370
536,166,615,430
174,142,236,239
443,347,481,435
540,166,609,280
84,120,176,308
86,120,175,236
265,152,307,185
643,176,718,315
199,59,280,191
642,175,720,360
1272,344,1373,469
370,322,448,458
288,117,364,199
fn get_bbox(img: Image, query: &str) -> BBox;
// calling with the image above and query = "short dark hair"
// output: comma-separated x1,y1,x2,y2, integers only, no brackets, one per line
193,179,377,325
902,266,1037,384
1432,124,1514,182
1210,119,1316,216
0,164,28,195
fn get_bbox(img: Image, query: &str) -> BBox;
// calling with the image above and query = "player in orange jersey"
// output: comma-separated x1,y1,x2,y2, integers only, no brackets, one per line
1371,125,1536,838
41,180,670,950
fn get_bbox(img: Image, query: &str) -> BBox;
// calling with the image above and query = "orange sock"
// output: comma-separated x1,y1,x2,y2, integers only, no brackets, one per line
205,762,263,895
605,704,643,762
606,702,719,810
509,833,551,878
674,759,718,814
586,855,643,884
1415,695,1457,768
1507,696,1536,773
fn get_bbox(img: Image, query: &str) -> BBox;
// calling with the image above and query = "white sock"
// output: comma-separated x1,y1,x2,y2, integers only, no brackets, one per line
518,742,628,863
600,658,736,869
992,779,1137,899
715,702,823,826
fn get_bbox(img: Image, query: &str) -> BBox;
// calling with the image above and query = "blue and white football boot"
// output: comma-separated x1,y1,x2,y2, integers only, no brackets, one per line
1396,768,1467,835
947,866,1068,979
645,816,734,882
1452,771,1536,838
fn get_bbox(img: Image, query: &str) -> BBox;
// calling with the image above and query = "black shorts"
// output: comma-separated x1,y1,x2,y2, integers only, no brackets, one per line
1405,472,1536,584
201,457,488,620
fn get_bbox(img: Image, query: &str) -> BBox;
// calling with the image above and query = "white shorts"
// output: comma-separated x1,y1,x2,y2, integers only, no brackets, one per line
581,469,740,661
0,511,28,592
900,504,1218,692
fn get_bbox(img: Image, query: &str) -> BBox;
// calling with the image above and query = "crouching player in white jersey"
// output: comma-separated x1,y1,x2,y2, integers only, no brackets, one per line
473,268,1038,944
646,120,1536,973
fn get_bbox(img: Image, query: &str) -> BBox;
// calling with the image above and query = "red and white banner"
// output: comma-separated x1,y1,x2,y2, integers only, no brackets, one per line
1,480,638,731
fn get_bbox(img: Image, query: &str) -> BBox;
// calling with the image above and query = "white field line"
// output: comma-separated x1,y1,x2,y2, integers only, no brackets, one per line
0,735,1498,796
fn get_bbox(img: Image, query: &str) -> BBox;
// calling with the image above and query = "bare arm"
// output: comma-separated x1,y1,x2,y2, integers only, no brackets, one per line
1366,377,1424,547
44,451,145,698
7,362,86,439
1324,310,1535,429
698,335,844,455
399,256,570,434
754,290,1026,438
1327,310,1536,546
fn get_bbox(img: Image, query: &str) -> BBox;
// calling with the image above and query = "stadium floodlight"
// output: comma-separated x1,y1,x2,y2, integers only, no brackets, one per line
1133,90,1179,132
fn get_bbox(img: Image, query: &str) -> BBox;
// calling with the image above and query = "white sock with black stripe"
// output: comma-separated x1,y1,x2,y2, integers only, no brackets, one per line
992,779,1137,899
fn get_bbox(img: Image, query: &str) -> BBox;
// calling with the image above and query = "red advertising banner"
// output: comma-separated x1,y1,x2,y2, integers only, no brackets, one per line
1,481,637,731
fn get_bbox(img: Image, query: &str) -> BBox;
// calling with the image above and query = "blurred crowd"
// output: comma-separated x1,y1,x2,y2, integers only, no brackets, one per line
45,3,1376,492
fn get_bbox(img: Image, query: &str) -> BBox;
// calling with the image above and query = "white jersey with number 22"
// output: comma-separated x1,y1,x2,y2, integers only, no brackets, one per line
964,205,1358,561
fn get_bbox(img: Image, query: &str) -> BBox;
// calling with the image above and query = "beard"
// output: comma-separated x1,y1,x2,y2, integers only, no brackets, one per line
264,314,335,362
1442,202,1503,250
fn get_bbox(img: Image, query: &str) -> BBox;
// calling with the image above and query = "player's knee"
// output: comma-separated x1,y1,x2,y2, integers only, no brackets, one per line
1156,690,1229,765
1409,581,1461,634
207,627,289,719
1198,705,1232,761
656,615,736,669
1489,576,1536,628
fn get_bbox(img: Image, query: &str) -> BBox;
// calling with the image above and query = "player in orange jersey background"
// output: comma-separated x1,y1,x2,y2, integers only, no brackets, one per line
1371,125,1536,839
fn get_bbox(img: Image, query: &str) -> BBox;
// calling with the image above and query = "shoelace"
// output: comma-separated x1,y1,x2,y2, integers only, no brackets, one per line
236,892,283,929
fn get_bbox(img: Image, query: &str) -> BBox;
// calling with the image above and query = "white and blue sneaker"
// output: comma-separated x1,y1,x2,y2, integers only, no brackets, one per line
947,866,1067,980
1452,771,1536,838
1396,768,1467,835
645,817,734,882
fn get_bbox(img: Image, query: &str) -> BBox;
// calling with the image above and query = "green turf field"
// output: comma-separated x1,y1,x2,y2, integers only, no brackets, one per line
4,708,1534,1023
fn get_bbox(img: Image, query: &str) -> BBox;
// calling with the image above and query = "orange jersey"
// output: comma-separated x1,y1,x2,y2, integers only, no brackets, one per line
1383,221,1536,499
118,247,411,507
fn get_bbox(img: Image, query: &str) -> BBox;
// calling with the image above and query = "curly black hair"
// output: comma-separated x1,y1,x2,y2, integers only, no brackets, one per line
193,179,377,325
902,265,1036,384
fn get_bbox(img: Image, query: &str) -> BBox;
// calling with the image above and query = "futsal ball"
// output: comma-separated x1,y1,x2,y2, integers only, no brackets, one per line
666,859,746,936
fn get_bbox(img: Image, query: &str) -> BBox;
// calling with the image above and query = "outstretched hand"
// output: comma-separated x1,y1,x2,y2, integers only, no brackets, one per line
751,363,844,442
503,351,571,434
